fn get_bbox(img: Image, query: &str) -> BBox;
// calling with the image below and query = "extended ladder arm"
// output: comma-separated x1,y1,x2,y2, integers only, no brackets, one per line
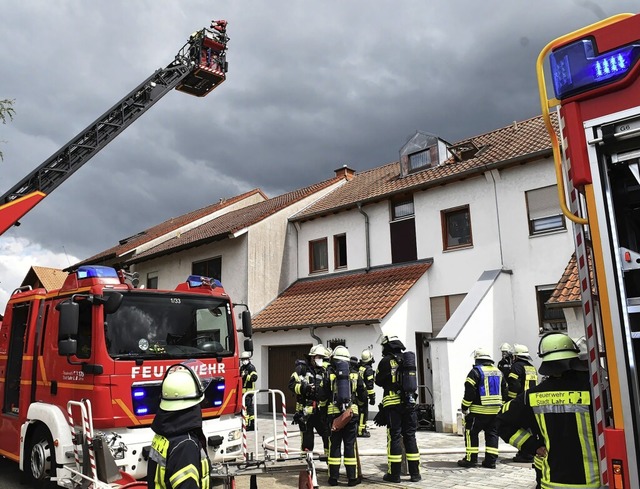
0,22,228,236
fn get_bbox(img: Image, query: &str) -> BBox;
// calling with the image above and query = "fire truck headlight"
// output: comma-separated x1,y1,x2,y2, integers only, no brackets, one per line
228,429,242,441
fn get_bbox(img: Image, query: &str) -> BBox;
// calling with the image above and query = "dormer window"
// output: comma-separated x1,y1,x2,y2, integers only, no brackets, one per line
399,131,449,177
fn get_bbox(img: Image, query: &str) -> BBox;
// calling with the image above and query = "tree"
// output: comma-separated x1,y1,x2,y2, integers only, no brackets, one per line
0,98,15,161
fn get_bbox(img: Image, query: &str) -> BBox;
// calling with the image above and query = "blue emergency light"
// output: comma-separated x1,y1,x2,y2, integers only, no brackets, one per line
550,38,640,100
77,265,119,279
186,274,223,288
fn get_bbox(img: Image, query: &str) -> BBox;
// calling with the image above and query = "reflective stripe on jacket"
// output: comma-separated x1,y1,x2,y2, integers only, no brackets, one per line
149,433,210,489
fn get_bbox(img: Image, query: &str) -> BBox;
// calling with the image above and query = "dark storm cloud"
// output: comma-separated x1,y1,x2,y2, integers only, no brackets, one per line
1,0,638,267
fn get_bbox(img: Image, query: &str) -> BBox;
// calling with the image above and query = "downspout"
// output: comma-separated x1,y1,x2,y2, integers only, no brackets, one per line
485,166,505,268
310,325,322,345
357,202,371,272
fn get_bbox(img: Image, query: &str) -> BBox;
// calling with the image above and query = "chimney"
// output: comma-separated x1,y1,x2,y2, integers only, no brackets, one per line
334,164,355,181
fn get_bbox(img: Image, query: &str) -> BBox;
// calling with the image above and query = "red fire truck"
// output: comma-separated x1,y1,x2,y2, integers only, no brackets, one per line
537,12,640,489
0,265,252,487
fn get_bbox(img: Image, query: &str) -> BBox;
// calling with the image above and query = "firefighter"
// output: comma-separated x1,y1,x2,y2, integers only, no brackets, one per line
375,335,421,483
458,347,503,469
507,343,538,463
288,345,329,458
322,345,366,486
240,351,258,431
148,363,210,489
497,332,600,488
497,342,513,402
357,349,376,437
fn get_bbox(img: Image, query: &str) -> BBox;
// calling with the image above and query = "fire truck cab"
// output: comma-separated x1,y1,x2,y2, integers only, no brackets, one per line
0,265,251,487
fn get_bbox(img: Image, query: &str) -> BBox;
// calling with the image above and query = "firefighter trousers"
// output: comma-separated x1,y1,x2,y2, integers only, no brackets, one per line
463,412,499,463
386,404,420,477
327,413,358,481
301,411,329,455
358,402,369,435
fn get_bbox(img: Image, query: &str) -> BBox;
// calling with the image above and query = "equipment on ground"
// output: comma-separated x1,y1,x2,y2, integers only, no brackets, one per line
0,20,229,236
538,12,640,487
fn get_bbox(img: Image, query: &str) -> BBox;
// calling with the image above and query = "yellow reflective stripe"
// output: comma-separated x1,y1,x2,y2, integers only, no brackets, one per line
201,458,209,489
466,377,476,386
485,446,499,455
469,405,501,414
328,457,342,465
576,412,600,487
508,392,517,399
343,457,357,466
534,412,551,484
169,464,199,488
508,372,519,380
406,452,420,461
462,399,472,407
388,454,402,462
509,428,531,449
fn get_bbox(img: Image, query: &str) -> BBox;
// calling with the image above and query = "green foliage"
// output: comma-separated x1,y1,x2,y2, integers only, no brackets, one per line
0,98,15,161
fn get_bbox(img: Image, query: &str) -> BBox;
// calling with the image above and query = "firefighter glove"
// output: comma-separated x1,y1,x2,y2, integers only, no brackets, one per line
369,395,375,405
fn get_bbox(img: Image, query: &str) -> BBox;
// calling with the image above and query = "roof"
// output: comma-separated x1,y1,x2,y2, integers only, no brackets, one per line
80,189,267,266
127,176,344,264
21,266,68,291
547,253,594,307
293,114,557,221
252,261,431,331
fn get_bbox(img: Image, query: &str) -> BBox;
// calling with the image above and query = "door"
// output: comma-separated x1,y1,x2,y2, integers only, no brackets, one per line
268,344,312,413
3,302,30,415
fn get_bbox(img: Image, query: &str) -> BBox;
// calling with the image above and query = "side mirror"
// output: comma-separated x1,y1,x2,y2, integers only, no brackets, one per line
59,339,78,356
58,301,79,339
244,338,253,353
103,292,123,314
241,311,252,338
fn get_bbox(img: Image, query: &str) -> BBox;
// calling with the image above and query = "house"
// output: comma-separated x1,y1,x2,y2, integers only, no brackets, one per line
251,114,575,432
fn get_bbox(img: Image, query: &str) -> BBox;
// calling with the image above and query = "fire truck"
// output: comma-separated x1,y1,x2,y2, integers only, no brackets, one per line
537,12,640,489
0,20,257,489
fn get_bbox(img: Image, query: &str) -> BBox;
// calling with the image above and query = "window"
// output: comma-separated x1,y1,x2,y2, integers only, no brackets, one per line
408,146,438,172
192,257,222,281
334,234,347,269
309,238,328,273
536,286,567,334
442,205,472,250
430,294,466,336
390,196,417,263
526,185,566,235
146,271,158,289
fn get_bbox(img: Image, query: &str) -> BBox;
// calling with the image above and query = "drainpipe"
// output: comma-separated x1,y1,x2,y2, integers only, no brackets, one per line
309,325,322,345
485,167,505,268
357,203,371,272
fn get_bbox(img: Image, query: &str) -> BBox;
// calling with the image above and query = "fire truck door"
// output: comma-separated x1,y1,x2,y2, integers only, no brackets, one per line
3,302,30,415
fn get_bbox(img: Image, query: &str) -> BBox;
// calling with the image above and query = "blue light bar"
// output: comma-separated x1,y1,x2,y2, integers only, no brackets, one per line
186,275,223,288
132,388,146,399
550,39,639,100
135,406,149,415
77,265,119,279
213,400,222,406
217,383,225,391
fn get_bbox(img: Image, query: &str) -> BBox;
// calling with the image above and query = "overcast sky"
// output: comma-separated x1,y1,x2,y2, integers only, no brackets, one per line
0,0,638,308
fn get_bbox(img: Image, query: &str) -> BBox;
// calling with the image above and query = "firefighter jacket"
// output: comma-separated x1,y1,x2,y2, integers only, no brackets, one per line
148,406,210,489
322,363,367,416
497,356,512,401
461,362,503,415
497,369,600,488
358,361,376,404
288,359,325,412
375,340,407,408
507,359,538,400
240,361,257,393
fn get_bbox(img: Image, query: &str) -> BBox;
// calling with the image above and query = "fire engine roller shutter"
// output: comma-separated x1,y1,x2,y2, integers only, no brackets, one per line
267,344,312,414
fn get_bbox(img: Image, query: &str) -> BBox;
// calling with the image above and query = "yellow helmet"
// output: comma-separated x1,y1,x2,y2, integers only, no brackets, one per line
360,349,374,363
332,345,350,362
159,364,205,412
538,333,579,362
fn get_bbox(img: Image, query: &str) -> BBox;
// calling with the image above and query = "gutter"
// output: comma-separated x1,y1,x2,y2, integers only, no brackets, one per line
357,203,371,272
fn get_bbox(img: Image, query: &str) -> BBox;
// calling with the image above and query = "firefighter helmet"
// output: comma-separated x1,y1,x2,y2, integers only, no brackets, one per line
332,345,351,362
473,347,494,362
361,349,374,364
240,351,252,360
159,364,205,412
513,344,532,360
500,342,513,353
309,344,325,357
380,334,399,345
323,346,332,358
538,333,580,362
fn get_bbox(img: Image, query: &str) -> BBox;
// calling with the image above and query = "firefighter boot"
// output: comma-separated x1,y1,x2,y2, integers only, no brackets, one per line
382,462,401,483
457,457,478,468
409,461,422,482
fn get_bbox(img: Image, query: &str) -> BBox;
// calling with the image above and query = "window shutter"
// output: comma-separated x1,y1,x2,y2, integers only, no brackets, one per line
430,297,447,335
528,185,560,219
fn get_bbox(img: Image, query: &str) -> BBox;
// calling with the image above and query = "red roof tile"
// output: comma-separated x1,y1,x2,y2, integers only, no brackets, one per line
252,261,431,330
548,253,594,306
127,177,344,264
293,114,558,220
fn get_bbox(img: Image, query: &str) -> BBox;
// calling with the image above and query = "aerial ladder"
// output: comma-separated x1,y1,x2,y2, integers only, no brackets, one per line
0,20,229,236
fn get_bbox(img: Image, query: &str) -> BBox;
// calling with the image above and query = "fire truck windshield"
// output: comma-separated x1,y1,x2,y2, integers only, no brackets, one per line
104,292,235,359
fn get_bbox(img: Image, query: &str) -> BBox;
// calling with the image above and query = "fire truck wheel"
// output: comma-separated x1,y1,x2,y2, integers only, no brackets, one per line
25,425,56,489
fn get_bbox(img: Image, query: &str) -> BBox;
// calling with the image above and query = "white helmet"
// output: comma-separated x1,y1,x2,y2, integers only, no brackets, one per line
513,344,532,360
380,335,399,345
473,347,494,362
500,342,513,353
332,345,351,362
361,349,374,364
240,351,252,360
309,344,325,357
160,364,205,412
